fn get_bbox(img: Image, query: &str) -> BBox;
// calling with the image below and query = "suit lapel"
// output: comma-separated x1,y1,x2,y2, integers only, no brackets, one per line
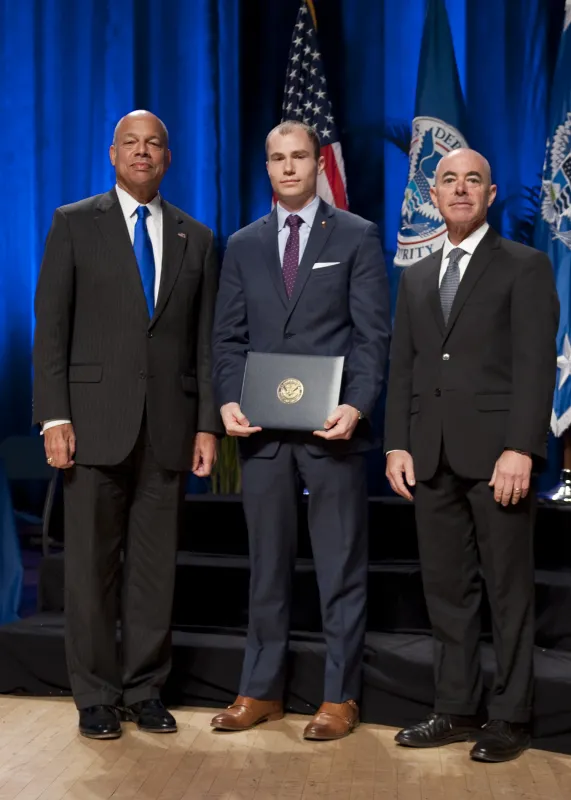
259,209,288,308
425,251,446,336
286,200,335,320
94,189,148,318
152,200,187,325
443,228,501,342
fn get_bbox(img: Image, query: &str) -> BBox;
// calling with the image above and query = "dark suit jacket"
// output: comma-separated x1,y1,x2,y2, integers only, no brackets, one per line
212,199,391,458
384,228,560,482
33,188,222,471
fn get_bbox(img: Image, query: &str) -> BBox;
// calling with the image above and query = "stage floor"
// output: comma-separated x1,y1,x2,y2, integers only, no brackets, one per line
0,695,570,800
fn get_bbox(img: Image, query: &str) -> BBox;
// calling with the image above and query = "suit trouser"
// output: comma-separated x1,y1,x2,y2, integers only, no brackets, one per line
63,417,181,709
414,452,535,723
238,442,368,703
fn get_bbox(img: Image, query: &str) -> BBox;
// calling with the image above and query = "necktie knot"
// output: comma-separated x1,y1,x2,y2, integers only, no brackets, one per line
447,247,466,267
136,205,149,221
285,214,302,230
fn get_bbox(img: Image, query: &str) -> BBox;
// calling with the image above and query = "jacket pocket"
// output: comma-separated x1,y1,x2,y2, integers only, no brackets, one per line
181,374,198,394
68,364,103,383
475,393,511,411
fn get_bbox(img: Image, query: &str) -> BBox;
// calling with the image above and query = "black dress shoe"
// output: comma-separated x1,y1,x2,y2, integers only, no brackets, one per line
122,699,177,733
470,720,531,763
395,712,482,748
79,705,121,739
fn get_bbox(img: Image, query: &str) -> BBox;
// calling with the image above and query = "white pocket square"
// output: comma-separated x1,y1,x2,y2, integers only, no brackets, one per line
312,261,340,270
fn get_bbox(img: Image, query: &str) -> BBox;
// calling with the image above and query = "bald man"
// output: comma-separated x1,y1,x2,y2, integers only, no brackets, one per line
33,111,222,738
385,149,559,762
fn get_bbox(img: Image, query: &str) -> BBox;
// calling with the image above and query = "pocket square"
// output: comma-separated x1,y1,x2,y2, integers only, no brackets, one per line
177,232,187,239
312,261,340,270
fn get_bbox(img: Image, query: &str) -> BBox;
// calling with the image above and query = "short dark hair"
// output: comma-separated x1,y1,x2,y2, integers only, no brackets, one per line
265,120,321,160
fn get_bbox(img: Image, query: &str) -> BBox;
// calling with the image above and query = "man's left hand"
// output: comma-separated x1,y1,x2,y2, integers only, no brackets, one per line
192,433,218,477
313,405,361,441
489,450,532,506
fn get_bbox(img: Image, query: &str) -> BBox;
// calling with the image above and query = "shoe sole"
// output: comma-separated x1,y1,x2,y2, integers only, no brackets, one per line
396,732,476,748
79,729,122,740
211,712,285,732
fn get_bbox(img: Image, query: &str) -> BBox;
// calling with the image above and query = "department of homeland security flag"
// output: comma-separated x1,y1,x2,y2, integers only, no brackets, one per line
535,1,571,437
280,0,348,209
395,0,468,266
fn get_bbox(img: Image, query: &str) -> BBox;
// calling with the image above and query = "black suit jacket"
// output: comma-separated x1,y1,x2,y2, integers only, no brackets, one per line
384,228,560,481
212,199,391,458
33,188,222,471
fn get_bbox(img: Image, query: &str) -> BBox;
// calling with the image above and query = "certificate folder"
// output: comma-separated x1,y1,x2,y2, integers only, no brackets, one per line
240,352,344,432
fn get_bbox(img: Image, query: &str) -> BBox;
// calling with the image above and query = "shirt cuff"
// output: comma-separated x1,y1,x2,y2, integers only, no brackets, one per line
41,419,71,435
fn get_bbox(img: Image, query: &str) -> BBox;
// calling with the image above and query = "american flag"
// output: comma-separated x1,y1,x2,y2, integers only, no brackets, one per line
280,0,348,209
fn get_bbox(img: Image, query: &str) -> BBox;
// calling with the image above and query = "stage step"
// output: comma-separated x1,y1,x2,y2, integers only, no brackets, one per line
38,552,571,650
0,612,570,754
177,495,571,567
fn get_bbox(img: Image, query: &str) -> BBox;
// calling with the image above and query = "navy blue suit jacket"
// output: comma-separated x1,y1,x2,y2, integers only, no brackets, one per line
212,199,391,458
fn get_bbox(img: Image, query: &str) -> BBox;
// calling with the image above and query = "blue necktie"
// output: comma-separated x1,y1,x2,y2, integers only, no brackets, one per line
133,206,155,317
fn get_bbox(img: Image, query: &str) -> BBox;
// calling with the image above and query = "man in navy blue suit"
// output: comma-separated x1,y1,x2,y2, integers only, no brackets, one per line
211,121,391,740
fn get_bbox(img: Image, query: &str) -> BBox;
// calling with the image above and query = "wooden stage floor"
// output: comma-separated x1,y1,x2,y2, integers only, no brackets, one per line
0,697,570,799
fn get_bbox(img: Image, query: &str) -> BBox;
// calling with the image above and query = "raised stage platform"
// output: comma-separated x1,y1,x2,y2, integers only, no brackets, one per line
1,495,571,754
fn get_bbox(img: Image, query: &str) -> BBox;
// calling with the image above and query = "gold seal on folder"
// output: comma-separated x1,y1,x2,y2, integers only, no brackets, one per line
277,378,304,404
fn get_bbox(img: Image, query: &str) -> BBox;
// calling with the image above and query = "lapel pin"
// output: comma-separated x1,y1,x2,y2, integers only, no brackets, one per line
177,232,187,238
321,220,326,227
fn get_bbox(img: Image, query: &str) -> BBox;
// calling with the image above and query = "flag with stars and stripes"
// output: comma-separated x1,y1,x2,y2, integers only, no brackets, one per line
280,0,348,209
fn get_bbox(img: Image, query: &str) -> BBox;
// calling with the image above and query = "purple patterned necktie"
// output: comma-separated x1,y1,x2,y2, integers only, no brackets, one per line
283,214,303,297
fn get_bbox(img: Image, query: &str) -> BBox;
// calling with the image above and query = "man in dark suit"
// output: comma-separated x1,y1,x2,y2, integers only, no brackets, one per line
33,110,222,739
385,148,559,762
210,121,390,739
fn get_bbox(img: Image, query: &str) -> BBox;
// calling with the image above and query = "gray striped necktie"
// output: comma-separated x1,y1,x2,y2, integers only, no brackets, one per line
440,247,466,324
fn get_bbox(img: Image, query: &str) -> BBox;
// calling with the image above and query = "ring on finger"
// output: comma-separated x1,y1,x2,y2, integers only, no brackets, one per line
47,456,53,465
514,487,522,494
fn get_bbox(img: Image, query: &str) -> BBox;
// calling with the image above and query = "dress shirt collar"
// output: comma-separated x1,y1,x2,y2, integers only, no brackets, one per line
442,221,489,260
276,194,321,232
115,183,162,220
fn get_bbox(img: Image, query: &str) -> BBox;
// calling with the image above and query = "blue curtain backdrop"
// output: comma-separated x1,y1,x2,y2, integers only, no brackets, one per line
0,0,566,491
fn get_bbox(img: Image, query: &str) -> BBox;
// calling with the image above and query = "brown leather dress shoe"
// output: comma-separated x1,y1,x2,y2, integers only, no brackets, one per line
210,696,284,731
303,700,359,740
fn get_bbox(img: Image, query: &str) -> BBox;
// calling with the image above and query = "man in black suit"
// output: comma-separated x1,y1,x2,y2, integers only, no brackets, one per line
210,121,391,739
33,111,222,739
385,148,559,762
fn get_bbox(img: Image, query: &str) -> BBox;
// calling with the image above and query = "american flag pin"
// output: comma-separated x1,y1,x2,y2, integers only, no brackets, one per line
178,232,186,238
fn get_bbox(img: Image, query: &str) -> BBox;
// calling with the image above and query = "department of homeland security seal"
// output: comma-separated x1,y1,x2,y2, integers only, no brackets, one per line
277,378,304,404
540,111,571,252
395,116,468,267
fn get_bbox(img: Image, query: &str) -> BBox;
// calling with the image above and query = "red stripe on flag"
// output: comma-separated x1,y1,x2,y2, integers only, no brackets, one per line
322,144,348,210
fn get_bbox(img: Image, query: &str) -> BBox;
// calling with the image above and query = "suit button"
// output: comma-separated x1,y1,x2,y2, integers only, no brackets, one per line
434,388,441,397
147,331,154,338
442,353,450,361
284,332,294,339
139,371,146,379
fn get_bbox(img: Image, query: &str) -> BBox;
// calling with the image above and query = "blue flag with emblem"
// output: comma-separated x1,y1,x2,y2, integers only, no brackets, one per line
535,1,571,437
395,0,468,267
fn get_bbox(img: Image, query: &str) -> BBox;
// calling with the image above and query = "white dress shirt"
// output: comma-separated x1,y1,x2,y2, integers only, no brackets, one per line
42,185,163,433
277,194,321,266
387,222,490,455
439,222,489,286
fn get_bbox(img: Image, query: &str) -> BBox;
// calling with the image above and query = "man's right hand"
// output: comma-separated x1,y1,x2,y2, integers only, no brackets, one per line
386,450,416,501
44,423,76,469
220,403,262,437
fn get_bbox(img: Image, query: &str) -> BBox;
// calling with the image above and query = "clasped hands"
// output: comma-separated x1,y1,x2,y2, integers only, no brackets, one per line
220,402,361,441
386,448,532,506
